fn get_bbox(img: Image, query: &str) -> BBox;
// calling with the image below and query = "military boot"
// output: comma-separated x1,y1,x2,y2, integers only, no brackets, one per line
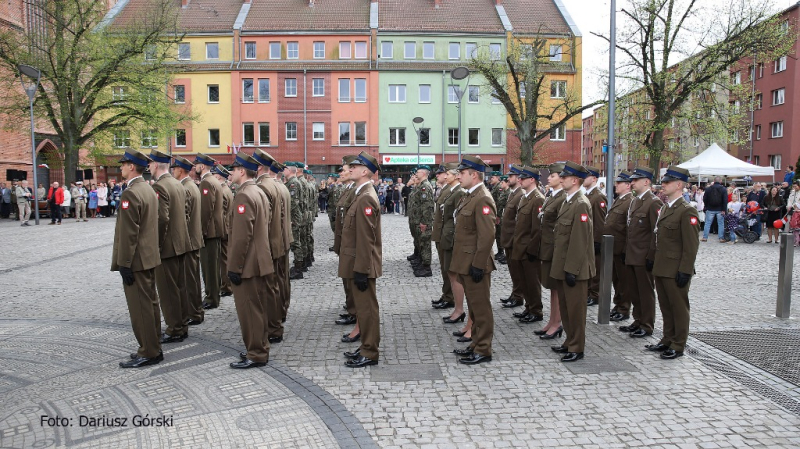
497,253,507,264
414,264,433,277
289,262,304,280
407,252,419,261
305,256,313,268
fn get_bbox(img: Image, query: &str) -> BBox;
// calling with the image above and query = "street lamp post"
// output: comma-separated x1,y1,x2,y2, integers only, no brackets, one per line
412,116,424,165
18,64,41,225
450,67,470,161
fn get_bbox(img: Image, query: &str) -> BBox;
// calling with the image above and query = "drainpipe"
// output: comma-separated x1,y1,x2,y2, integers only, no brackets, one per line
303,69,308,165
441,70,446,162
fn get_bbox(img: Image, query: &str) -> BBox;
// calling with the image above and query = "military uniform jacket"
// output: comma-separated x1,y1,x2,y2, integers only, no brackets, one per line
417,180,435,227
199,172,225,239
432,182,455,243
500,188,523,248
152,173,189,259
111,177,161,272
286,176,303,230
625,190,662,266
652,198,700,277
603,192,633,255
181,177,204,252
338,183,382,279
406,185,417,222
450,184,496,275
511,189,545,260
227,180,274,278
586,187,607,244
327,184,341,219
538,189,566,262
220,182,233,240
334,184,355,254
551,190,595,280
440,184,466,251
275,181,294,249
256,175,287,258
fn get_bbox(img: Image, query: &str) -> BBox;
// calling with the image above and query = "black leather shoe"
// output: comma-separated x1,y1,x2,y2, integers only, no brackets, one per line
645,343,670,352
414,265,433,277
452,330,467,337
120,352,163,368
434,301,455,310
457,336,472,343
289,268,304,280
502,299,523,308
341,333,360,343
561,352,584,362
587,298,598,306
344,348,361,359
629,328,652,338
512,311,527,318
459,353,492,365
339,313,353,318
202,302,218,310
407,254,418,261
220,291,233,297
432,299,444,306
520,314,544,323
660,349,684,360
160,333,186,344
329,246,335,251
239,351,247,360
551,345,568,353
269,336,283,344
230,359,267,369
609,313,629,322
619,324,638,332
335,315,357,325
345,355,378,368
453,347,474,356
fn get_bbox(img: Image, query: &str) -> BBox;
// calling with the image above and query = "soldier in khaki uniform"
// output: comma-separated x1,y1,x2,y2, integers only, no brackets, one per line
431,165,455,309
450,156,496,365
148,150,190,344
510,166,546,323
172,156,205,326
550,161,595,362
499,165,527,311
334,157,359,332
113,150,162,368
214,165,234,297
265,160,293,322
340,152,383,368
227,153,274,369
435,163,468,325
649,166,700,359
538,163,566,339
604,171,634,322
194,153,225,310
583,166,607,307
620,166,663,338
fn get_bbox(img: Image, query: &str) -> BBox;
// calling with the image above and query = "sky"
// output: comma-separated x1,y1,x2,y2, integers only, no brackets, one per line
562,0,800,114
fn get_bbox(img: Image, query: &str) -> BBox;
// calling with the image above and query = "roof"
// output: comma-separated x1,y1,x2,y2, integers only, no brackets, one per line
378,0,505,34
243,0,371,32
502,0,573,35
112,0,243,32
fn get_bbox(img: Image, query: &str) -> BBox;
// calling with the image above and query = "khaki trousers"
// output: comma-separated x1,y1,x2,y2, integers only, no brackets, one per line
343,278,356,316
520,257,543,316
506,247,526,301
266,262,284,338
232,275,270,363
220,237,232,294
611,255,630,315
627,264,656,333
588,248,602,300
123,269,162,358
556,279,588,353
74,199,86,220
655,276,691,352
200,237,221,307
436,242,454,304
183,249,203,322
155,254,187,337
458,272,494,357
349,278,379,361
275,254,290,320
17,202,31,223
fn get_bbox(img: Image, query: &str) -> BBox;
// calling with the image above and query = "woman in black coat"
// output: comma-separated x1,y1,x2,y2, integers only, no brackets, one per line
761,186,785,243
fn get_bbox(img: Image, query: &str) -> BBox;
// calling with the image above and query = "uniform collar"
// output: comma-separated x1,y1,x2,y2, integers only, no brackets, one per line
127,175,144,185
667,196,683,208
467,183,481,194
565,189,580,202
355,181,372,194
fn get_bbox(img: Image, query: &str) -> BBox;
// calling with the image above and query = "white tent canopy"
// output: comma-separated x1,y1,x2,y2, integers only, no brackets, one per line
659,143,774,178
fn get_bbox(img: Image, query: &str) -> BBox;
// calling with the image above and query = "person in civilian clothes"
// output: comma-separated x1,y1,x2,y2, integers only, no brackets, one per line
113,150,162,368
510,166,546,324
194,153,225,310
213,165,234,297
341,152,383,368
620,166,663,338
583,165,607,307
537,163,566,339
604,171,635,322
549,161,595,362
227,153,274,369
450,155,496,365
649,166,700,359
499,165,527,311
172,156,205,326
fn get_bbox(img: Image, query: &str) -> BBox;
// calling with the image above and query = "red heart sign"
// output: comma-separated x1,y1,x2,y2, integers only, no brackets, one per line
384,157,391,163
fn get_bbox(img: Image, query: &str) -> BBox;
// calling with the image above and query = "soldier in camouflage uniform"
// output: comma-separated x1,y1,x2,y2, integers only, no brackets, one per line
302,169,316,269
406,168,419,262
411,166,435,277
284,162,305,279
326,173,341,250
489,170,508,263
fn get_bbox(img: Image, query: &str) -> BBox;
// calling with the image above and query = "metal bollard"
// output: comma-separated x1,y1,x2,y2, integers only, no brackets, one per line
597,235,614,325
776,232,793,318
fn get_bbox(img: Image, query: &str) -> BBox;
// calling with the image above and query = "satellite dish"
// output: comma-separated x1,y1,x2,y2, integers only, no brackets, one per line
451,67,470,80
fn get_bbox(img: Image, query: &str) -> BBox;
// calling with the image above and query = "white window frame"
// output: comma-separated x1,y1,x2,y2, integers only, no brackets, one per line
269,42,281,59
771,121,784,138
389,127,406,146
448,42,460,60
312,122,325,141
448,85,458,103
381,41,393,59
465,42,477,59
550,123,566,141
113,86,127,103
175,129,187,147
313,42,325,59
205,42,219,60
114,130,131,148
287,42,299,59
258,122,270,145
354,78,367,103
207,85,219,104
773,88,785,106
339,122,350,145
242,78,254,103
491,128,502,146
174,85,185,104
244,42,256,60
755,124,761,140
423,42,434,59
468,85,479,103
242,123,255,146
312,78,324,97
693,136,699,147
285,122,298,141
448,128,459,146
388,84,406,103
733,71,741,85
354,122,366,146
354,41,367,59
404,42,416,59
549,44,562,62
339,41,351,59
770,154,782,170
208,129,220,147
775,56,787,73
178,43,190,61
258,79,270,103
468,128,480,146
419,84,431,103
285,78,297,97
491,88,501,104
338,79,350,102
490,43,501,60
551,80,566,99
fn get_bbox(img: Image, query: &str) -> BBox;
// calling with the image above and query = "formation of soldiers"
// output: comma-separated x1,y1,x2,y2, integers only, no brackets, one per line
112,149,319,369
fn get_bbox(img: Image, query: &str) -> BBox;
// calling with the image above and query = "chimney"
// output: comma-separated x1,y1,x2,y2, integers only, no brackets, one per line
434,0,441,8
181,0,190,7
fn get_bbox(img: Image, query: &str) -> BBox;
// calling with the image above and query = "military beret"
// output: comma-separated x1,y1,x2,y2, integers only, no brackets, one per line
490,171,502,177
417,165,431,172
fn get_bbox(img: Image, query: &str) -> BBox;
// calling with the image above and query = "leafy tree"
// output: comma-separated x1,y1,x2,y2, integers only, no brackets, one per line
0,0,191,185
470,37,601,166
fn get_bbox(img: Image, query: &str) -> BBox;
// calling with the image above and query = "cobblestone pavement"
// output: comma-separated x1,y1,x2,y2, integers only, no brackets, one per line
1,213,800,448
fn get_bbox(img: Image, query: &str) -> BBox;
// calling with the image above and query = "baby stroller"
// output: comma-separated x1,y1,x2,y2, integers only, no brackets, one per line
734,202,760,244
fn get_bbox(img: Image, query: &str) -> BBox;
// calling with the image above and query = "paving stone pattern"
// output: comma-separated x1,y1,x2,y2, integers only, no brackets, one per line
1,214,799,448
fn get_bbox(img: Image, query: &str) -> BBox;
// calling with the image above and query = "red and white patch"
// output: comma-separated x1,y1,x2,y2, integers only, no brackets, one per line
365,207,373,216
600,201,606,208
580,213,588,222
657,208,661,215
121,201,130,210
538,206,543,213
482,206,491,215
203,189,209,195
690,216,698,225
237,205,246,214
156,192,159,199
